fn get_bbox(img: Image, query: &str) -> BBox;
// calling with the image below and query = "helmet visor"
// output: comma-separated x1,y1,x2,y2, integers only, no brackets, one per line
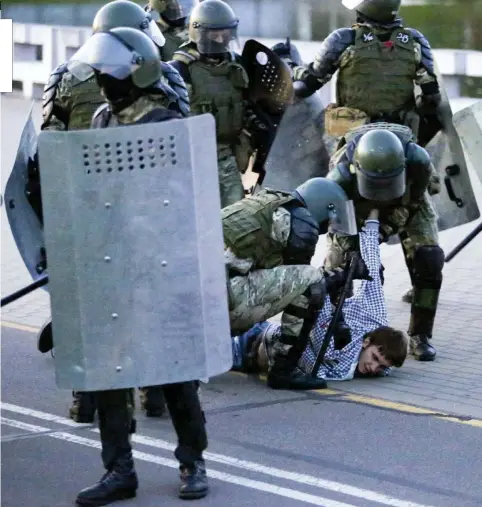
144,16,166,47
342,0,365,10
68,33,145,82
193,26,239,54
328,200,358,236
355,163,406,202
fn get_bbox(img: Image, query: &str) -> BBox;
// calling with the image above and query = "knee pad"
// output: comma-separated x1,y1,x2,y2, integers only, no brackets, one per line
412,245,444,285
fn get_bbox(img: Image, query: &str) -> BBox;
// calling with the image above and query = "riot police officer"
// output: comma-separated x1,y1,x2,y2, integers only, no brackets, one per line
37,0,181,422
170,0,251,207
67,27,209,505
275,0,441,140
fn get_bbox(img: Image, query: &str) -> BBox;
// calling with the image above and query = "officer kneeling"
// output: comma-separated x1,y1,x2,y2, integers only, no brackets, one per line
224,177,371,391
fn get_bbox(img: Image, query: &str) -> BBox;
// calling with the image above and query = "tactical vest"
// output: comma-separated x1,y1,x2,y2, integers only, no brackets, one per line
68,74,105,130
222,189,295,270
337,26,417,118
173,44,248,144
333,123,425,234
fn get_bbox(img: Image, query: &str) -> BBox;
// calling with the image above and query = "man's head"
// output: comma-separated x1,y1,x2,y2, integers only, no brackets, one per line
357,326,408,376
146,0,196,28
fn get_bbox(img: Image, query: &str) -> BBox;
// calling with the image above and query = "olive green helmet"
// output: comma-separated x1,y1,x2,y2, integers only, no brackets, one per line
146,0,196,23
353,129,406,202
93,0,165,47
293,178,357,236
189,0,239,54
68,27,162,89
342,0,401,24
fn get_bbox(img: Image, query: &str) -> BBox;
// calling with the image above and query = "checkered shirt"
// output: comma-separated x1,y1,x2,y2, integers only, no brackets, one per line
298,220,389,380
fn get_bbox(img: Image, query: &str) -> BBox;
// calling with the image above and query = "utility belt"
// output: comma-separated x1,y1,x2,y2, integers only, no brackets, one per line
324,104,420,140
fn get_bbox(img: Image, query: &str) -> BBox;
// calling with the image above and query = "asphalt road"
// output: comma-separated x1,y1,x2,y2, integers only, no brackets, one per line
2,324,482,507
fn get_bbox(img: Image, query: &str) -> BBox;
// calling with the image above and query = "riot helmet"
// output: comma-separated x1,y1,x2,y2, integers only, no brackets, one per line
188,0,239,55
342,0,401,24
68,28,163,108
146,0,196,24
293,178,358,236
353,129,406,202
93,0,165,48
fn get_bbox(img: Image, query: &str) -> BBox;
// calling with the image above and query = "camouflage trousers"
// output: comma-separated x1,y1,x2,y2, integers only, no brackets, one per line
324,193,443,338
228,265,323,361
218,146,245,208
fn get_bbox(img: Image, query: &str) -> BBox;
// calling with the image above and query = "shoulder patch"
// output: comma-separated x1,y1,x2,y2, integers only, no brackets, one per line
41,62,68,128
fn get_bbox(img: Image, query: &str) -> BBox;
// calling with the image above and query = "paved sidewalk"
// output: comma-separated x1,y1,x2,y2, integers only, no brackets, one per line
2,94,482,419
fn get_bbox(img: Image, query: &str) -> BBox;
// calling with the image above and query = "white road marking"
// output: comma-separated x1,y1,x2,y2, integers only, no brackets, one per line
1,402,436,507
1,416,355,507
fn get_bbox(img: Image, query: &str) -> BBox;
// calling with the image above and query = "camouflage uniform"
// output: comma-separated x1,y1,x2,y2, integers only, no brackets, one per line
325,123,444,360
223,189,349,374
171,43,248,207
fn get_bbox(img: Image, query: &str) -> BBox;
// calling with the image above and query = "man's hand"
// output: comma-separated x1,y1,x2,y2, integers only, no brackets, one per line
367,209,379,220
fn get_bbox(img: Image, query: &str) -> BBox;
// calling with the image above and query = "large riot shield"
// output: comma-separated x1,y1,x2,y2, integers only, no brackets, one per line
37,114,232,391
415,61,480,231
453,99,482,185
4,105,48,283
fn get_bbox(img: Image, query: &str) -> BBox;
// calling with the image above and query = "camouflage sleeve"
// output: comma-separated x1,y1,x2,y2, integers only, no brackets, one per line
270,207,291,246
292,28,355,92
406,28,440,95
41,63,70,131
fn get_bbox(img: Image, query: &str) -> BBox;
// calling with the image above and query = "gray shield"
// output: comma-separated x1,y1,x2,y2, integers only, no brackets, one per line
4,105,48,284
262,92,331,192
37,114,232,391
416,62,480,232
453,99,482,186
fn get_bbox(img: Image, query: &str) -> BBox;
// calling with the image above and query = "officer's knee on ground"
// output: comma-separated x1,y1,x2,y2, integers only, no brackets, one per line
412,245,444,285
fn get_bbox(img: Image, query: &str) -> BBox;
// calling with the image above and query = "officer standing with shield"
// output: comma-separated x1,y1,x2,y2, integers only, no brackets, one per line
145,0,197,60
324,123,443,362
33,0,190,422
39,27,219,505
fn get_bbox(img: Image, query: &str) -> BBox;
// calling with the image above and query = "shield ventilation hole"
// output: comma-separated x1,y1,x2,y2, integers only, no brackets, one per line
82,135,177,174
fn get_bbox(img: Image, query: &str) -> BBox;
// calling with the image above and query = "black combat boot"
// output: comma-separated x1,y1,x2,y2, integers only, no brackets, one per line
70,391,97,423
163,382,209,500
409,334,436,361
267,355,327,390
179,459,209,500
76,390,138,506
139,385,166,417
76,451,138,506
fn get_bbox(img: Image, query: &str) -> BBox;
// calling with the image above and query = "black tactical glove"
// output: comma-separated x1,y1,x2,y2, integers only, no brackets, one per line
347,252,373,282
271,41,291,59
416,92,441,115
